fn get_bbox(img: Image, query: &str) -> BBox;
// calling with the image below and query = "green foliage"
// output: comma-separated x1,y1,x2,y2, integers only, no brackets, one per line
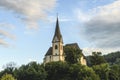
45,61,70,80
45,61,100,80
15,62,47,80
69,64,100,80
0,62,16,78
89,52,106,66
92,63,109,80
0,73,16,80
1,51,120,80
104,51,120,65
64,46,82,64
109,64,120,80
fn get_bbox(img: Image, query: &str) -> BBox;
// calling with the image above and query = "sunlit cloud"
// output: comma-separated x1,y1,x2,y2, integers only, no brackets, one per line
0,0,56,46
0,0,56,30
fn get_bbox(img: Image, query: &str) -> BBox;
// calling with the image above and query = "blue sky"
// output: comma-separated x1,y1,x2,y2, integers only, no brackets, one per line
0,0,120,70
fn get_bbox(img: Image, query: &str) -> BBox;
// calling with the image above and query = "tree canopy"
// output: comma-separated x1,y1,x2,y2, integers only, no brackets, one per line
0,73,16,80
45,61,100,80
104,51,120,65
88,52,106,66
64,46,83,64
0,51,120,80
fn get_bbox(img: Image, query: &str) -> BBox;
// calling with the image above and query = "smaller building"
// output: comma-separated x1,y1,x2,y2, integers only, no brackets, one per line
43,17,86,65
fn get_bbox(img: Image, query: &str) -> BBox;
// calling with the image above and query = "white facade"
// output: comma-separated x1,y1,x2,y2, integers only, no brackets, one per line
44,56,52,63
80,56,87,65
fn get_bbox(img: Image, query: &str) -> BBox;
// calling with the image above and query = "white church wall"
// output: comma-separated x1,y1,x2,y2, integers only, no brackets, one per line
53,56,60,61
80,56,87,65
44,56,52,63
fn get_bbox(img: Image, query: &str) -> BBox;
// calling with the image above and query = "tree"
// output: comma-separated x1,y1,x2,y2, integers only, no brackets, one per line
92,63,109,80
45,61,100,80
104,51,120,65
15,61,47,80
0,62,17,78
69,64,100,80
89,52,106,66
1,73,16,80
64,46,82,64
45,61,70,80
109,64,120,80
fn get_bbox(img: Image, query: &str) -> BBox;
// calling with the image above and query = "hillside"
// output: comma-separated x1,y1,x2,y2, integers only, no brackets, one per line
104,51,120,65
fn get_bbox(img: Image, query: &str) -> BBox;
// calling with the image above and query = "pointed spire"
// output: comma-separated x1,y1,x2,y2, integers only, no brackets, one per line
52,16,63,43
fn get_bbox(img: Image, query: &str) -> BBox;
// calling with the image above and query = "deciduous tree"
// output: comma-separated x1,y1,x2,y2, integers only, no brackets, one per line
64,46,82,64
1,73,16,80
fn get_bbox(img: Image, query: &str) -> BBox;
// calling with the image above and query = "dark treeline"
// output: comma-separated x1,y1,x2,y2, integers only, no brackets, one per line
0,50,120,80
104,51,120,65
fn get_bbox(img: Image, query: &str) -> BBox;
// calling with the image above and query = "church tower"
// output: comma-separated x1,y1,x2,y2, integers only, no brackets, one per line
52,17,64,61
44,17,86,65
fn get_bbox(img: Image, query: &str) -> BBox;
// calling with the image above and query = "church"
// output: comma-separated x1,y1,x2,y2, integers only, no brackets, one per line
43,17,86,65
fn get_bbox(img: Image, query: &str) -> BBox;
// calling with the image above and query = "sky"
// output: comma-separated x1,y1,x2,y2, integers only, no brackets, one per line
0,0,120,70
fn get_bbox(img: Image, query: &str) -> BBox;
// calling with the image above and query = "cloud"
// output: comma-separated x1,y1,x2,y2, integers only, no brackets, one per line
0,0,56,46
0,23,15,29
77,0,120,49
0,0,56,30
0,22,16,46
75,9,92,22
0,39,8,47
83,47,120,56
0,30,16,40
28,58,37,62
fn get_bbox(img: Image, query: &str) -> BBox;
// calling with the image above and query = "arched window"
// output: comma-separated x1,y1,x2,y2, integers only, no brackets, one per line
55,45,58,49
